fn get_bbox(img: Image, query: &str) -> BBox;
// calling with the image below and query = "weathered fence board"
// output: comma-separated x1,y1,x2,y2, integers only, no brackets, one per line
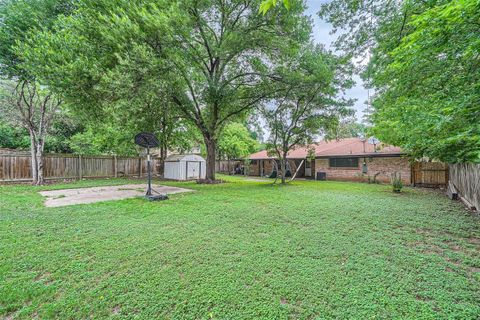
44,155,79,179
0,152,158,183
215,160,244,174
412,162,449,187
449,163,480,211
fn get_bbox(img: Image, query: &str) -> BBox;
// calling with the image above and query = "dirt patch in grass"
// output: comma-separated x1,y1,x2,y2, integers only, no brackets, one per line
112,305,121,315
449,244,463,252
411,229,480,276
33,273,47,282
4,312,16,320
468,266,480,273
34,272,52,283
467,237,480,245
422,244,444,255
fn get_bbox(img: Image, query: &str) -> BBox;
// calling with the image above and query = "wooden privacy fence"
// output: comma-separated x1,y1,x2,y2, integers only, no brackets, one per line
215,160,230,173
215,160,244,174
412,162,449,187
0,153,159,182
449,163,480,211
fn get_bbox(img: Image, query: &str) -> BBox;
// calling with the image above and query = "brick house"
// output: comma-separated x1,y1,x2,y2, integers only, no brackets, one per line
248,138,412,184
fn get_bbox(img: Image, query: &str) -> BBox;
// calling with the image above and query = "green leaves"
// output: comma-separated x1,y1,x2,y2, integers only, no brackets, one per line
217,123,259,160
259,0,290,15
262,44,353,171
321,0,480,163
0,0,74,78
376,0,480,163
9,0,313,179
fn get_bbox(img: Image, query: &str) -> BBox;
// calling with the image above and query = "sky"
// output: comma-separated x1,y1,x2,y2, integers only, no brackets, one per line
305,0,369,120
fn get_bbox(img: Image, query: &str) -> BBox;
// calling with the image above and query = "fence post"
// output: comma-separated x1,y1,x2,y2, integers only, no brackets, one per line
445,165,449,184
78,154,83,180
114,155,117,178
138,157,142,178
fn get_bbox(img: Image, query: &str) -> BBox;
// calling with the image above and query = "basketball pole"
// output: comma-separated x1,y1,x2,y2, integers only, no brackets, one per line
146,146,152,196
134,132,167,201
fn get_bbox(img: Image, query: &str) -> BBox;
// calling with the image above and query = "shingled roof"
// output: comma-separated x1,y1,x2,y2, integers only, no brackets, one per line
249,138,403,160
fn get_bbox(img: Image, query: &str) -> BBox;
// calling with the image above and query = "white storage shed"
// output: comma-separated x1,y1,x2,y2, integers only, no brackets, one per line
164,154,206,180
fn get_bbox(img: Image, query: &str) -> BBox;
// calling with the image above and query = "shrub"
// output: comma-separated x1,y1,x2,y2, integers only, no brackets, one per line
391,172,403,193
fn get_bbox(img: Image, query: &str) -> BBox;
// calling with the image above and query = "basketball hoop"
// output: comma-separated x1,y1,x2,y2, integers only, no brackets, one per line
134,132,167,201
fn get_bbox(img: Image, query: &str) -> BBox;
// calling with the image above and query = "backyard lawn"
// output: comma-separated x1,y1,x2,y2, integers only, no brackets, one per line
1,176,479,319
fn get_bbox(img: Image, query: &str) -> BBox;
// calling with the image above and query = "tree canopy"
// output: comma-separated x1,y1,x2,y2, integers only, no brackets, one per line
325,118,366,140
0,0,73,78
370,0,480,162
20,0,313,180
263,44,353,183
0,0,74,184
259,0,291,14
320,0,480,163
217,122,259,161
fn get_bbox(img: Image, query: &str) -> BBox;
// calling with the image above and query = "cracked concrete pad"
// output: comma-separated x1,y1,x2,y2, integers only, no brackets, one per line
39,184,194,207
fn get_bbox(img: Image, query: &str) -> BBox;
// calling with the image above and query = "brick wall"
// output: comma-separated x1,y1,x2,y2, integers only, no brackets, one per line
264,160,275,176
249,159,275,176
249,160,260,176
315,156,411,184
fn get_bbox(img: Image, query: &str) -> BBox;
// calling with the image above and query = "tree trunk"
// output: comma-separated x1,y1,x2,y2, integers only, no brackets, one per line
205,138,216,181
159,144,167,176
29,133,38,184
35,138,45,185
280,156,287,185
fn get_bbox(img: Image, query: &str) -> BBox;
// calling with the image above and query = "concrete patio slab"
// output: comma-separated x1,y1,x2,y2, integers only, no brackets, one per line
39,184,194,207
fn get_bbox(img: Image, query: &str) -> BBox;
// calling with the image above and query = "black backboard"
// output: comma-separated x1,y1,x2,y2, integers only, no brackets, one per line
134,132,159,148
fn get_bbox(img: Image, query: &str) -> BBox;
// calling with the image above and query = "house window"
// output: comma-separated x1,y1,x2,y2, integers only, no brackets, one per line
305,160,311,169
329,157,359,168
251,160,258,165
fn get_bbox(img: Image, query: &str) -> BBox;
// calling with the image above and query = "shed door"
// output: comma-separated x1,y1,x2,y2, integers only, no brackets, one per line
186,161,201,179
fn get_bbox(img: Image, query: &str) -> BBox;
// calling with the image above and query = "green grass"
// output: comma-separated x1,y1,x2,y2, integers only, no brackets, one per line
0,176,479,319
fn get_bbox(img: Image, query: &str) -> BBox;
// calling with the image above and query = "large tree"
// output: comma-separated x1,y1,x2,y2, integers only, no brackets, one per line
370,0,480,162
319,0,480,163
19,0,311,181
0,0,73,184
263,45,353,184
0,81,61,184
0,92,83,153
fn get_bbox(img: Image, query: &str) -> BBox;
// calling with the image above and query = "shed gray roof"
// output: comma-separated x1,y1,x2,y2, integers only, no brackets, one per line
165,154,205,162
